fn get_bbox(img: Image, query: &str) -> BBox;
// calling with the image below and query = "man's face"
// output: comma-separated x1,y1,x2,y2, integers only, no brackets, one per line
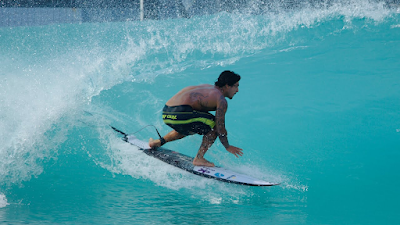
226,82,239,99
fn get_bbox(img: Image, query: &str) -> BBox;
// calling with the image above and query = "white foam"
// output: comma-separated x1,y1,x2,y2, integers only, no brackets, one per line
283,183,309,192
0,31,146,186
0,193,9,208
100,133,213,190
117,0,394,75
219,161,309,192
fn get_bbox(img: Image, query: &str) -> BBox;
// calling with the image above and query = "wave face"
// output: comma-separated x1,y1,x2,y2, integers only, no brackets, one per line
1,1,400,224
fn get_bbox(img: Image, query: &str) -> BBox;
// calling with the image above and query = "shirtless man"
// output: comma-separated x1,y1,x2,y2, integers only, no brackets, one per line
149,70,243,167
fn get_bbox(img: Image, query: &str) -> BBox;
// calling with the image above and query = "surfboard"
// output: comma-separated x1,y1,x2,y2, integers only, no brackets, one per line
112,127,279,186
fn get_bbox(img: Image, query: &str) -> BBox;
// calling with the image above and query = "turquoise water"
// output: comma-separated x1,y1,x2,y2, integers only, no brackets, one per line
1,1,400,224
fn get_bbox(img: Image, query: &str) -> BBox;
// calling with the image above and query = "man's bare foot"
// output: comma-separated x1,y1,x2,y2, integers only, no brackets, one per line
193,157,215,167
149,138,161,148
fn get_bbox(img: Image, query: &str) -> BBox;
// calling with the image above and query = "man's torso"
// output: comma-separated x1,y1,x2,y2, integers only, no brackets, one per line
165,84,223,112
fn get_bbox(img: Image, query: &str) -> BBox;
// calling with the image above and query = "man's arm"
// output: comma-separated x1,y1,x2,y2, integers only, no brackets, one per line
215,95,243,157
215,95,229,148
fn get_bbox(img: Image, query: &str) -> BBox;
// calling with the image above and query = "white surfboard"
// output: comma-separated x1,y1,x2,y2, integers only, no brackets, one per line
112,127,279,186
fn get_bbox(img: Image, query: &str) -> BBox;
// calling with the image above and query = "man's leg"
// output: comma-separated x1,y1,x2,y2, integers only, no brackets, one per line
149,130,185,148
193,129,217,167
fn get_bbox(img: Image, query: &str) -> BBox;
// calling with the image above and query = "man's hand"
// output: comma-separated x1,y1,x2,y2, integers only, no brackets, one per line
226,145,243,157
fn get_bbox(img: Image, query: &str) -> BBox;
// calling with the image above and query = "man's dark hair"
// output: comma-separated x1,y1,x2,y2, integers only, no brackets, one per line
215,70,241,87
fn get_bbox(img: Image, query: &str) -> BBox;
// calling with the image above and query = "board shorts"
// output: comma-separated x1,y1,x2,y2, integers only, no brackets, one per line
162,105,216,136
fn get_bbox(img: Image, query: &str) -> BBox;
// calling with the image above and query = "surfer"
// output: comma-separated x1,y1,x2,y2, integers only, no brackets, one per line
149,70,243,167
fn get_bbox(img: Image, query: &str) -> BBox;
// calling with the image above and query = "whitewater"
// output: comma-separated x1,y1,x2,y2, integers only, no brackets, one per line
1,1,400,224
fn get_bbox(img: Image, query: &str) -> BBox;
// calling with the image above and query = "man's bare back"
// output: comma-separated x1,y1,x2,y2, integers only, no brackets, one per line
165,84,222,112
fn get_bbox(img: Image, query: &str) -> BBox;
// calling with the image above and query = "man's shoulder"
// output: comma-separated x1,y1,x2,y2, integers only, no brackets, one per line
196,84,214,88
192,84,218,94
188,84,225,101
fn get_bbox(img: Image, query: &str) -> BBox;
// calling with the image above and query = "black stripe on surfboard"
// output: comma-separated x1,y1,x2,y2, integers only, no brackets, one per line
191,170,278,186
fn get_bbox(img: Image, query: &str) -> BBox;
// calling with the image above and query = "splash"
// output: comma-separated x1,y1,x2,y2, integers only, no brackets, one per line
0,193,9,208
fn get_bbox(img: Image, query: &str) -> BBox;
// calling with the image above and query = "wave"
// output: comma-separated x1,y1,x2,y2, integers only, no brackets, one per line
0,0,397,201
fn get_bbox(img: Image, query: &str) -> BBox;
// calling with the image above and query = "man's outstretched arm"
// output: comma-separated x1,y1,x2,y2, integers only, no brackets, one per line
215,95,243,157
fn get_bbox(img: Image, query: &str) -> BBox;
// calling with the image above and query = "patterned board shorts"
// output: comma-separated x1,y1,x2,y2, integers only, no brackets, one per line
162,105,216,136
